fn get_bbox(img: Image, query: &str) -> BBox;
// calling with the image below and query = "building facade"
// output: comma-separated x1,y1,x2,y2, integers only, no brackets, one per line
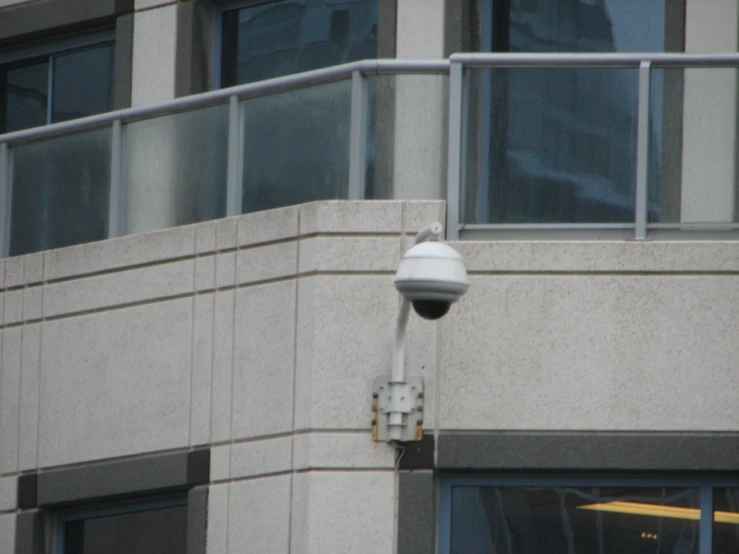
1,1,739,553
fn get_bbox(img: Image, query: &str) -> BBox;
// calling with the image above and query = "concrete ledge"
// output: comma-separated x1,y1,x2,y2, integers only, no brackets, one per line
438,432,739,471
456,241,739,273
35,449,209,506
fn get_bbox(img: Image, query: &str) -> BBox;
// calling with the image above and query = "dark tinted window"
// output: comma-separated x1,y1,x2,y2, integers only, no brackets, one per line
1,42,114,133
220,0,378,87
714,488,739,553
62,501,187,554
467,0,666,224
3,59,48,132
450,485,700,553
52,44,115,124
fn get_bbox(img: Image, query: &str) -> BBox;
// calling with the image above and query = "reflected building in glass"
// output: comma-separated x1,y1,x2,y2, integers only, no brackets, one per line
470,0,663,223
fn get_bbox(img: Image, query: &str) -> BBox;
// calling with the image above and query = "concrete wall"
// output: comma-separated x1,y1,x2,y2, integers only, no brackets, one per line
131,1,178,106
439,240,739,431
0,200,444,554
681,0,739,223
392,0,448,200
1,201,738,552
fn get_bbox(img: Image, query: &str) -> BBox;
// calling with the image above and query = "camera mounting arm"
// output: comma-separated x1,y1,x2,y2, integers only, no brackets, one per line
372,222,444,443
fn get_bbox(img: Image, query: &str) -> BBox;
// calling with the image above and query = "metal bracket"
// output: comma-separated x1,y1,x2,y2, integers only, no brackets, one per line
371,376,424,442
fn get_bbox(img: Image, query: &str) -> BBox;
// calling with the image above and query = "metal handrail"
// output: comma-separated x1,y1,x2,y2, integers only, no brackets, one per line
0,58,450,146
444,52,739,239
450,52,739,67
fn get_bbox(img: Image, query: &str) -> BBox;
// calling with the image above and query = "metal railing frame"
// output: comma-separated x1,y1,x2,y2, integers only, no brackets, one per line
2,53,739,255
446,52,739,239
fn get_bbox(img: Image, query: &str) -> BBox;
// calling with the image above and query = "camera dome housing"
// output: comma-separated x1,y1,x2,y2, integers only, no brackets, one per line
394,241,469,320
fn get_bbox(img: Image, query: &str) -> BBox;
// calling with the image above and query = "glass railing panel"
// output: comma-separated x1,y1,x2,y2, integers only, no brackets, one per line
462,67,641,225
365,73,449,200
241,79,351,213
9,127,111,256
124,103,228,235
650,67,739,225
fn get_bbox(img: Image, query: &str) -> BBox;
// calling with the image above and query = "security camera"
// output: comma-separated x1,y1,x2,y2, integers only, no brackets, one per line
394,241,469,320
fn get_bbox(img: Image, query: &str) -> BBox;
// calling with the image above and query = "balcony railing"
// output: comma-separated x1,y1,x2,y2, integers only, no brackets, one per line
2,53,739,256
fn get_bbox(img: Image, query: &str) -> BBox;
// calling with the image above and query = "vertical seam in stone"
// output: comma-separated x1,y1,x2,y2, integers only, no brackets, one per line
35,256,43,469
224,482,231,554
227,226,237,473
14,261,24,472
208,229,218,451
393,202,406,554
188,233,196,446
433,202,445,468
433,318,442,468
287,208,301,554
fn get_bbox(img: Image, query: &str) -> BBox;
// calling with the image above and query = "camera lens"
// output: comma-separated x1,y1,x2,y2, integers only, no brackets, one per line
412,300,451,320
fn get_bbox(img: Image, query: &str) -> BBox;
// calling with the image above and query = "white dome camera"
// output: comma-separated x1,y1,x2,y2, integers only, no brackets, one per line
394,238,469,320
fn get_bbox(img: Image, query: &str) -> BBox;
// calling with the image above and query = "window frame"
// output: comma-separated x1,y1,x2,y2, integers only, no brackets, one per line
50,493,189,554
457,0,687,228
213,0,383,89
439,474,739,554
0,30,116,132
12,450,210,554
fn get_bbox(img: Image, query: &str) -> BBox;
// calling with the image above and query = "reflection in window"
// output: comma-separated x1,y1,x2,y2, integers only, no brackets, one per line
1,42,114,133
467,0,666,224
58,496,187,554
714,488,739,553
220,0,378,87
451,486,700,554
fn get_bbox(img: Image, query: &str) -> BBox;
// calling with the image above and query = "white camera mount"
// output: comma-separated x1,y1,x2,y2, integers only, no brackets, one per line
372,222,468,443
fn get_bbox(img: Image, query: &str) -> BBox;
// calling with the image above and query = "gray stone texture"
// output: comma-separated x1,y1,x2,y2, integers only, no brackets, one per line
0,200,737,554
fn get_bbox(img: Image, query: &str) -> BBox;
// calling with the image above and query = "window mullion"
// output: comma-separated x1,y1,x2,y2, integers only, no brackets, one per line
700,486,713,554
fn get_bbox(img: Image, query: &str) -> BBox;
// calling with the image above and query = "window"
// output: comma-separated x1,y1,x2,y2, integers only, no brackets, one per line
219,0,378,87
0,38,114,133
54,495,188,554
12,451,209,554
441,476,739,554
465,0,673,225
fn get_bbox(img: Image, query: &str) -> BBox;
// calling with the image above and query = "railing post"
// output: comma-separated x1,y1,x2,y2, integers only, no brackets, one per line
348,70,369,200
108,119,124,238
0,143,9,257
226,94,243,216
446,60,464,240
635,60,651,240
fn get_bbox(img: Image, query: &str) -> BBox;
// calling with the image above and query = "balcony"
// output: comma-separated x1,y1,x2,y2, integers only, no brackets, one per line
1,53,739,257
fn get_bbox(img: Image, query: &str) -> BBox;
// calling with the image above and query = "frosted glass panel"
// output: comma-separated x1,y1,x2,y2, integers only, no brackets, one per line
10,128,111,256
241,79,351,212
125,103,228,234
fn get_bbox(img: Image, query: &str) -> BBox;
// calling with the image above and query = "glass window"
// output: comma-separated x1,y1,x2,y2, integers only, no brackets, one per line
1,42,114,133
465,0,667,225
442,477,739,554
56,496,187,554
714,489,739,553
220,0,378,87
